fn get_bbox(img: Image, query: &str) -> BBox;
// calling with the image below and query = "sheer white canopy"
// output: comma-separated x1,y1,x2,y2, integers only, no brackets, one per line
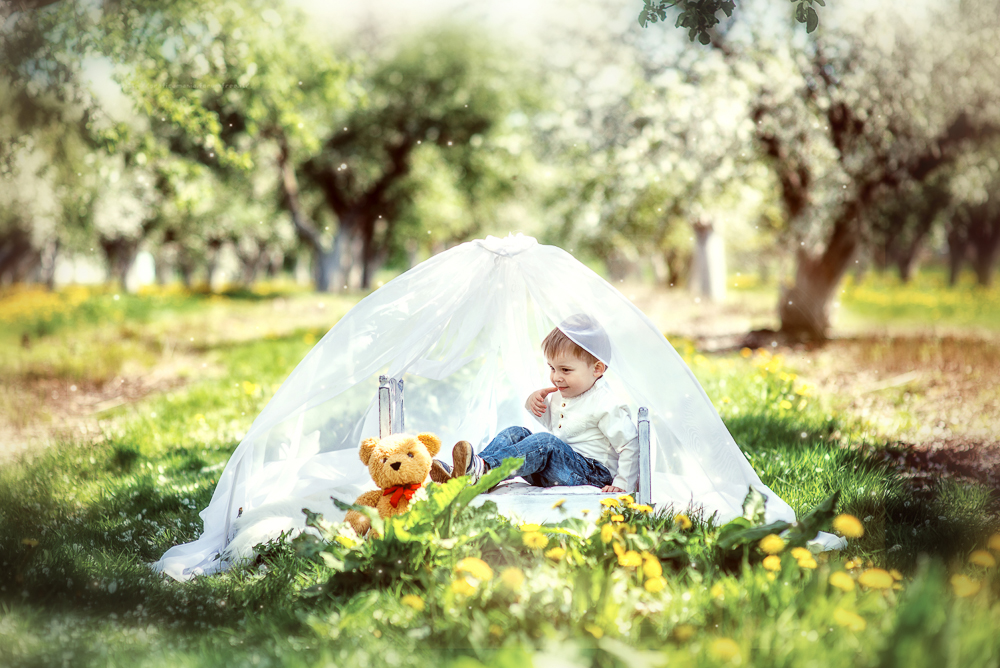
154,234,842,581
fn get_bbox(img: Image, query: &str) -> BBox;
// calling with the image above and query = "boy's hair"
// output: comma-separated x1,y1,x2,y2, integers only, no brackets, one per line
541,327,599,366
542,314,611,367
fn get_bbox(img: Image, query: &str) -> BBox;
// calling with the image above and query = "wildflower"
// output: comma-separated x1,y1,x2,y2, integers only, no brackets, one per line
721,396,732,404
242,381,260,395
522,532,548,549
611,514,625,523
618,494,635,505
455,557,493,581
642,553,663,578
710,582,724,599
674,624,696,641
829,571,855,592
740,347,752,358
988,533,1000,553
618,550,642,568
950,574,981,598
601,523,615,544
762,555,782,571
710,637,741,662
545,546,566,561
21,539,39,547
401,594,424,611
833,608,866,631
673,514,692,530
889,569,904,581
759,534,785,555
451,577,476,596
858,568,893,589
790,547,812,560
519,523,542,532
551,498,566,509
500,567,524,590
633,504,653,513
779,399,793,410
644,576,667,593
797,556,818,570
832,514,865,539
584,623,604,638
600,498,620,508
334,535,356,548
969,550,996,568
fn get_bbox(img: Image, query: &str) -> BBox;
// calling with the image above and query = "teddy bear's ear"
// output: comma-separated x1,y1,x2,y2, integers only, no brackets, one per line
359,437,379,465
415,432,441,456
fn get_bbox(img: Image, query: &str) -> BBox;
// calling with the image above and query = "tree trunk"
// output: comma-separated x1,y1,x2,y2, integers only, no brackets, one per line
689,219,727,302
100,236,141,292
969,215,1000,287
37,237,59,289
778,214,858,342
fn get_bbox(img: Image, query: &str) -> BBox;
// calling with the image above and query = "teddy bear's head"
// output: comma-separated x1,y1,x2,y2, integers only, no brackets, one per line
358,432,441,489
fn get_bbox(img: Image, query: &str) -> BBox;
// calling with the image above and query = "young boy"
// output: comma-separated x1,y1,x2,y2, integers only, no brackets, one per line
431,315,639,493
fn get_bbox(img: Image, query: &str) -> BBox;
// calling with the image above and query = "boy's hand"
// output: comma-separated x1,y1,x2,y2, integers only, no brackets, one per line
601,485,625,493
526,387,558,417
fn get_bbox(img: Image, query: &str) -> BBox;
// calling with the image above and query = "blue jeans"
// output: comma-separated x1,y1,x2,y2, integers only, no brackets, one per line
479,426,613,488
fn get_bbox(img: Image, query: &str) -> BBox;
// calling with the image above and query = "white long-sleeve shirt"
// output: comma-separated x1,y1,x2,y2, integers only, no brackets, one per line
530,377,640,492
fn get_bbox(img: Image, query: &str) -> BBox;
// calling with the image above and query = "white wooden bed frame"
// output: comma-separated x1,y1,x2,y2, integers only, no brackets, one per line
378,375,653,506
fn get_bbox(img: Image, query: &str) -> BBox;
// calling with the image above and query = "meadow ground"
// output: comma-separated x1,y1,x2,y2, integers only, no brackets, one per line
1,271,999,667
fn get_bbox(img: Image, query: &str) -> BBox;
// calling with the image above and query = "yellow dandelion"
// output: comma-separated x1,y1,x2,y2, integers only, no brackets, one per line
721,396,732,404
551,498,566,509
500,567,524,590
601,523,615,544
674,514,693,530
644,576,667,593
765,572,776,582
335,535,356,548
612,542,625,558
618,550,643,568
833,608,867,631
950,574,981,598
779,399,793,410
759,534,785,555
988,534,1000,553
401,594,425,611
710,637,741,662
618,494,635,505
710,582,724,599
610,514,625,523
600,497,620,508
545,546,566,561
969,550,997,568
762,555,782,571
455,557,494,581
889,569,904,581
584,623,605,639
832,514,865,539
790,547,812,560
829,571,855,592
519,523,542,532
797,556,818,570
633,504,654,513
740,347,753,358
522,532,549,549
642,553,663,578
844,559,858,570
674,624,696,641
451,577,476,596
858,568,894,589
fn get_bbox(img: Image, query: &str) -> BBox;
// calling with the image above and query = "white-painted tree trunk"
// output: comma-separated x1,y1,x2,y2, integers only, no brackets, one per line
689,219,727,302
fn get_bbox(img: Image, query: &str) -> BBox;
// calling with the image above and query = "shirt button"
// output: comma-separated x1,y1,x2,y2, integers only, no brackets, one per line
561,403,566,407
560,414,564,418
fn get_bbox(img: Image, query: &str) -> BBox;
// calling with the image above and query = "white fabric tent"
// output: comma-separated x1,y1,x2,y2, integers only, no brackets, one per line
154,234,842,581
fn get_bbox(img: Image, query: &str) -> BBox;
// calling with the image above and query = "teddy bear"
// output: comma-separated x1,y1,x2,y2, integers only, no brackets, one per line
344,432,442,536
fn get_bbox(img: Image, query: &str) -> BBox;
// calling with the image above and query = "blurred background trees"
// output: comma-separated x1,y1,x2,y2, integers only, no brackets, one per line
1,0,998,341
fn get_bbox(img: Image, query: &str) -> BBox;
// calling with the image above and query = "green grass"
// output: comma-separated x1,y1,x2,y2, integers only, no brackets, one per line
1,291,999,667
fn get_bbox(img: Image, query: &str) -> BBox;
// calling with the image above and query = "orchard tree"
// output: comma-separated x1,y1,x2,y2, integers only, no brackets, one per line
299,28,534,290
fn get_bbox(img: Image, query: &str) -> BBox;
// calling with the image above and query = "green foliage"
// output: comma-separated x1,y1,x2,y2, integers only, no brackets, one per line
638,0,826,43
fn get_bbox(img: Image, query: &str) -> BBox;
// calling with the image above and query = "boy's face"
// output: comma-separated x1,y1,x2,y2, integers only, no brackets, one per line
547,352,605,399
